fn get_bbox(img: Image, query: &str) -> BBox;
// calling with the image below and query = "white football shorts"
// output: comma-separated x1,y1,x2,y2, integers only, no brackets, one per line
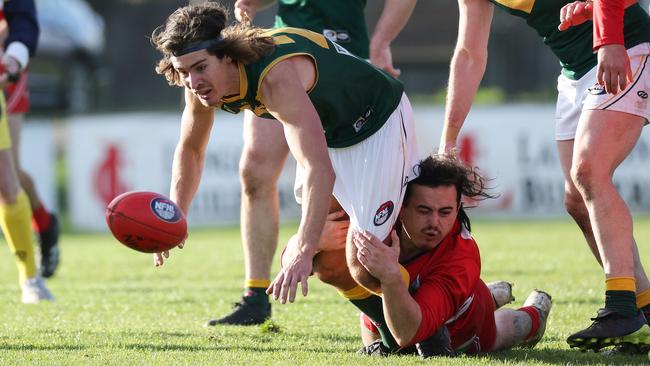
294,92,420,241
555,42,650,141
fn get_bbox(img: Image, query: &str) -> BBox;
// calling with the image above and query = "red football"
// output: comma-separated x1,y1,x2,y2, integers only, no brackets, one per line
105,191,187,253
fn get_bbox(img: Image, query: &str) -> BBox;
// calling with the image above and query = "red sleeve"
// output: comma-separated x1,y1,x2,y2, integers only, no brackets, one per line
407,236,481,345
593,0,625,50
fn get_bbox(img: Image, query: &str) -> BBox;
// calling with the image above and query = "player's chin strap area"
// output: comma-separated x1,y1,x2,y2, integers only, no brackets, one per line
445,294,474,325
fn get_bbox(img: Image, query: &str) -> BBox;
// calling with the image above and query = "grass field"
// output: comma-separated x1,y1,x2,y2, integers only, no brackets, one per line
1,217,649,365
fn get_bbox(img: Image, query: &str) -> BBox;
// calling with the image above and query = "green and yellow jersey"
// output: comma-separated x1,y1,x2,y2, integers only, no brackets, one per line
274,0,369,59
488,0,650,79
220,27,404,148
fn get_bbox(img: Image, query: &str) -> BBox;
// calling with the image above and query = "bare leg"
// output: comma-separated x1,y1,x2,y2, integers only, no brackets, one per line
570,110,644,281
239,111,289,282
207,112,289,325
491,308,533,351
557,140,603,265
558,139,650,293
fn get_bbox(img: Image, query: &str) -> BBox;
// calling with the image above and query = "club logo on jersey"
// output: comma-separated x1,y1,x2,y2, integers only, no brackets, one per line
151,198,182,223
331,41,353,56
588,84,606,95
323,29,350,44
638,90,648,99
373,201,394,226
353,106,373,132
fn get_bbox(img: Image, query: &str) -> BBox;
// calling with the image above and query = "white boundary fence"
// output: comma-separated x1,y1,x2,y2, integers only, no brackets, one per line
23,105,650,231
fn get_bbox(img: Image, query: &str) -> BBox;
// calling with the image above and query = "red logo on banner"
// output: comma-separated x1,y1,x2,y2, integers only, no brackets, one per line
94,144,129,206
458,134,477,165
458,134,514,210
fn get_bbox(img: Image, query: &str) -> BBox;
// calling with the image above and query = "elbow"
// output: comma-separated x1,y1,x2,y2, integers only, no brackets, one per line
394,335,414,348
324,165,335,186
308,162,335,186
393,324,419,347
452,47,488,72
176,142,205,164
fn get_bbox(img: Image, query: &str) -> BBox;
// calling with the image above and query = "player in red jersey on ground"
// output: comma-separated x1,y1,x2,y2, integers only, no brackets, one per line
283,155,552,357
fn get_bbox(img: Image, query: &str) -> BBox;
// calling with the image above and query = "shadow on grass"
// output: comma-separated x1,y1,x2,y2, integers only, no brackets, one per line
121,343,218,352
552,298,604,306
483,347,648,366
39,329,196,339
0,344,86,351
120,342,349,354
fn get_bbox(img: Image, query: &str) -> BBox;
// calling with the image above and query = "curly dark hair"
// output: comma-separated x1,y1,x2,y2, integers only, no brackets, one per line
151,2,275,86
404,154,497,232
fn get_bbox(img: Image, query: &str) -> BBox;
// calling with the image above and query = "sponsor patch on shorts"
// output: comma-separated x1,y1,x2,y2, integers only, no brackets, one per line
588,84,606,95
373,201,394,226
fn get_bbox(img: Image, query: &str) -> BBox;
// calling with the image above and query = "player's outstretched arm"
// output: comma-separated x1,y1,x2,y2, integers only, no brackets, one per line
261,57,335,304
154,88,215,267
439,0,493,155
369,0,417,77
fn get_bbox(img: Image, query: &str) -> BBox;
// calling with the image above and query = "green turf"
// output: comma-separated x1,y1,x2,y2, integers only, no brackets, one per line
1,217,649,365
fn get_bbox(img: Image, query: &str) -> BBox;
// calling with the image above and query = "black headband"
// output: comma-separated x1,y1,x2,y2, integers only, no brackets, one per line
172,35,224,57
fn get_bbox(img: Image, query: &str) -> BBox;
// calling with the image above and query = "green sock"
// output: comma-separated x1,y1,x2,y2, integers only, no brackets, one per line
350,295,399,350
640,303,650,318
605,290,638,317
243,287,269,305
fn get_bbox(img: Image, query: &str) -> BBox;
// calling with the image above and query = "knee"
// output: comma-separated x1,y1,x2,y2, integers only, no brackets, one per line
570,161,597,200
239,150,280,199
564,188,587,220
0,184,18,204
348,262,380,292
313,250,350,287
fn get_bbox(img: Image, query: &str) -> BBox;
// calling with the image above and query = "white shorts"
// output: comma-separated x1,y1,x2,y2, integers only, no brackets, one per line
294,93,420,241
555,42,650,141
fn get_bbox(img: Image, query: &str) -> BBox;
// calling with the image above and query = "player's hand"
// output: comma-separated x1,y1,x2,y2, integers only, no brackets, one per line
234,0,260,23
370,43,400,78
438,141,458,156
317,210,349,251
353,230,401,282
268,246,314,303
153,236,186,267
597,44,633,95
558,0,593,31
0,54,19,89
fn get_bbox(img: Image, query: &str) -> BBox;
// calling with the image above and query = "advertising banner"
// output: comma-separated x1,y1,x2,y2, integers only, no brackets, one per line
66,107,650,230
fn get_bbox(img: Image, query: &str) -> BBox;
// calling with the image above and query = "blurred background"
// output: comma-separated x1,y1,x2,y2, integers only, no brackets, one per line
20,0,650,231
28,0,566,114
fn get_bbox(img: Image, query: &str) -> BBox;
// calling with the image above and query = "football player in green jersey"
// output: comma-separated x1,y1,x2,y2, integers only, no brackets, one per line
204,0,416,327
151,2,420,320
440,0,650,353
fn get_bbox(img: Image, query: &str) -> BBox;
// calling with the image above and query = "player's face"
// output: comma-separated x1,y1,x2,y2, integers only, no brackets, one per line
171,49,238,107
399,184,459,251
